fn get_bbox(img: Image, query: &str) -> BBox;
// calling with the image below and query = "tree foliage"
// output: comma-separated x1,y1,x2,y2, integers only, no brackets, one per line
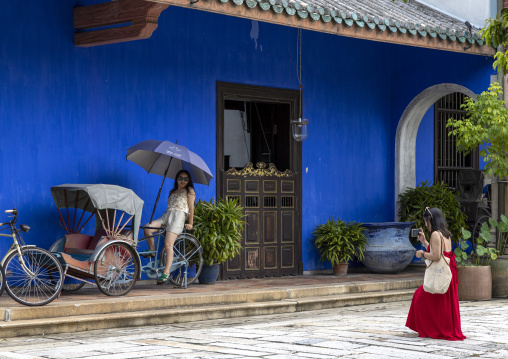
481,8,508,78
446,82,508,179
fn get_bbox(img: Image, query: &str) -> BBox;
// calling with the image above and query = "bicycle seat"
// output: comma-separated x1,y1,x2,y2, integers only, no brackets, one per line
20,224,30,233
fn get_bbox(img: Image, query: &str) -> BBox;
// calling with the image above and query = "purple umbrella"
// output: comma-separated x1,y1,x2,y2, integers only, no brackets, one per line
126,140,213,222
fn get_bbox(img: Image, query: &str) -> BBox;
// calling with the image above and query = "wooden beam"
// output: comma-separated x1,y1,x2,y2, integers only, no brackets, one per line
74,0,169,47
147,0,495,56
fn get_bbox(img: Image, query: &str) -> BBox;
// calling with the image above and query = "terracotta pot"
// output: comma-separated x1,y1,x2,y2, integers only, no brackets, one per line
332,263,348,276
491,256,508,298
457,265,492,301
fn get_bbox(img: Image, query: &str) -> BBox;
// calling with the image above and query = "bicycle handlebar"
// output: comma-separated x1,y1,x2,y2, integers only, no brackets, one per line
2,208,18,226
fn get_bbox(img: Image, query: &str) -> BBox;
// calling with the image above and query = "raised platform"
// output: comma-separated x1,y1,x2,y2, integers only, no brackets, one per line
0,269,423,338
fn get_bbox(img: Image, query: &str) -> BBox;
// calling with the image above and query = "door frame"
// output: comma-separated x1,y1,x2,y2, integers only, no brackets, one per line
216,81,303,274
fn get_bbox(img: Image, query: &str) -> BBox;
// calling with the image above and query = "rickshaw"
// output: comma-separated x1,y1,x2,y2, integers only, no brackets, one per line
49,184,143,296
49,184,203,296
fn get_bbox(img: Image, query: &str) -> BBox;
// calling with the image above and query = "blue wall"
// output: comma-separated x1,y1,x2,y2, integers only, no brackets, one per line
0,0,494,271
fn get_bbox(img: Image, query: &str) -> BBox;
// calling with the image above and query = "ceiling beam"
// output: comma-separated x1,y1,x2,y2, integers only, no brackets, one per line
74,0,169,47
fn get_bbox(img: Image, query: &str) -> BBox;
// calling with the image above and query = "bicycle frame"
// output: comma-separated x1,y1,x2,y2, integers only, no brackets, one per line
0,216,36,276
138,227,201,287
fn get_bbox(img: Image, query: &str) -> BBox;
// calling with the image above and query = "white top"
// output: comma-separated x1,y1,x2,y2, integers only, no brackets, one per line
167,190,189,214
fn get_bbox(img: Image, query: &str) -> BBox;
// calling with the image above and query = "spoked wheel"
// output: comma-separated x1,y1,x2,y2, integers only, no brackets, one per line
160,233,203,287
0,264,5,297
62,277,87,292
4,247,63,306
94,242,139,296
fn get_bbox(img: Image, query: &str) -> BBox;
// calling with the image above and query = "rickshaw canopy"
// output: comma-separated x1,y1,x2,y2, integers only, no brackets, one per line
51,184,144,243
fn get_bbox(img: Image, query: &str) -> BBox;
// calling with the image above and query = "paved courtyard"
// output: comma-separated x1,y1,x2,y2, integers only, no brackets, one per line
0,299,506,359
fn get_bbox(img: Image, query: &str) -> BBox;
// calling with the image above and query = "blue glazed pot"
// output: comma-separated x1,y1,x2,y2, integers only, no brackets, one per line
361,222,415,273
198,264,220,284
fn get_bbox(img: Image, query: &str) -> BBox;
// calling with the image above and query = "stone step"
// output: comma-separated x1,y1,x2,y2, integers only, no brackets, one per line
0,289,417,338
2,278,422,322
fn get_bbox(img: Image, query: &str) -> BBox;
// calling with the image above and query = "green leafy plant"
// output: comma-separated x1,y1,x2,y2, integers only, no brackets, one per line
313,218,368,266
447,82,508,179
455,225,498,266
481,10,508,81
489,215,508,255
193,198,245,266
397,180,467,243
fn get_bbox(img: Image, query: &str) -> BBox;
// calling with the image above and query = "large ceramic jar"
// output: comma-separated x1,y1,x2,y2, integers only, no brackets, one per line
361,222,415,273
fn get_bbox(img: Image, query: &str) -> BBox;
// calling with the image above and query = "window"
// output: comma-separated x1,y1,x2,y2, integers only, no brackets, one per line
434,92,478,189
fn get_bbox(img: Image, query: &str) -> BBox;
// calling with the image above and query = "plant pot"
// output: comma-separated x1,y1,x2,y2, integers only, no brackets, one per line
457,265,492,301
491,256,508,298
332,263,348,276
361,222,415,273
198,264,220,284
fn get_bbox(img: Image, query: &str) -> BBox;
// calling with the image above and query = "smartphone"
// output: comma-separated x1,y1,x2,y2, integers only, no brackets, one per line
411,228,421,237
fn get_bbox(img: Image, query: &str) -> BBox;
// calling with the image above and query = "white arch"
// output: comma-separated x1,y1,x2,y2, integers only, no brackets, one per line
394,83,476,219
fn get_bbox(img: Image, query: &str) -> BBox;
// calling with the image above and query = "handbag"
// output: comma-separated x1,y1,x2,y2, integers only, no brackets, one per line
423,231,452,294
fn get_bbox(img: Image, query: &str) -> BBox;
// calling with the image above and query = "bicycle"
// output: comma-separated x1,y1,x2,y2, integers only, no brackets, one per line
139,227,203,288
0,209,64,306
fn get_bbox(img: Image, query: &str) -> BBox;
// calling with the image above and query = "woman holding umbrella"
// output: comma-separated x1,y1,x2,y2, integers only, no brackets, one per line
143,170,196,285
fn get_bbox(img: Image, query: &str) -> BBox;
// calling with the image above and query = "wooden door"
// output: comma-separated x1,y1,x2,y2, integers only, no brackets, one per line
217,82,303,279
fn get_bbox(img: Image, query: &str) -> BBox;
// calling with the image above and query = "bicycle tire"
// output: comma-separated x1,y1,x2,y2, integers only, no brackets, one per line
94,242,139,296
160,233,203,287
0,264,5,297
4,247,63,306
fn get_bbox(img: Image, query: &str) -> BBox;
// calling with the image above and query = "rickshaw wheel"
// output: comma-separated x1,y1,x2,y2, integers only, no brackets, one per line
62,278,86,292
94,242,139,296
160,233,203,287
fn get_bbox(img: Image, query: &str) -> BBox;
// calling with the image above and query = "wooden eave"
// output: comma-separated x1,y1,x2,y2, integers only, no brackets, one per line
74,0,496,56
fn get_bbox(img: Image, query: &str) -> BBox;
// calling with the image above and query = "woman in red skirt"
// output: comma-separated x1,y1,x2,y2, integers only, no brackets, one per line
406,207,466,341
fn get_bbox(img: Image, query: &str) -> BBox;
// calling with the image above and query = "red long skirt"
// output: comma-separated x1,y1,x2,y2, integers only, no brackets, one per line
406,250,466,341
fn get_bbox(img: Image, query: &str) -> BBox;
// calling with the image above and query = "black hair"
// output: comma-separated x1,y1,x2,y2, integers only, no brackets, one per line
169,170,195,197
423,207,452,239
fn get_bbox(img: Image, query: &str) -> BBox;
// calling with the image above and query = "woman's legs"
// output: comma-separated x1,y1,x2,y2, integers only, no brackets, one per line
163,231,178,276
143,220,162,252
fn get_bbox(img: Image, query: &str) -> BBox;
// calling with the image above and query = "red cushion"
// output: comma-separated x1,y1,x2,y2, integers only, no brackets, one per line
64,233,93,250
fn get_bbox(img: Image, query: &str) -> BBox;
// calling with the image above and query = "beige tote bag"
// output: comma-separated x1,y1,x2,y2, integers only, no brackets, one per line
423,232,452,294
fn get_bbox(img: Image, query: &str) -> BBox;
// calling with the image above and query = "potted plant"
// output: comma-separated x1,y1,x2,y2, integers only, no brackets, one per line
454,225,499,300
398,180,467,247
192,197,245,284
313,218,368,276
447,82,508,298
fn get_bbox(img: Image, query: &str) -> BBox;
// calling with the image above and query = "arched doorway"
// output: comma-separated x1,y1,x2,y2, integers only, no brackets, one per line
394,83,476,218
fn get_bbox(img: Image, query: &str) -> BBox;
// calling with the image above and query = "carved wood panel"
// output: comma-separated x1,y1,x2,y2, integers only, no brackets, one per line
223,162,298,278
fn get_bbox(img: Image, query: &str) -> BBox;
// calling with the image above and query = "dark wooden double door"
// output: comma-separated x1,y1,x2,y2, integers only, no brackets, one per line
217,82,303,279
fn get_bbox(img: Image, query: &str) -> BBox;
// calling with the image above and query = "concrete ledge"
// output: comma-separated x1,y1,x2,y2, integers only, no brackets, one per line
294,290,415,312
0,289,416,338
4,278,422,322
286,279,422,298
0,301,298,338
5,288,289,321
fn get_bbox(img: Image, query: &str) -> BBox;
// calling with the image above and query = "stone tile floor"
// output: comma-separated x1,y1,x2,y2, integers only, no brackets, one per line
0,298,506,358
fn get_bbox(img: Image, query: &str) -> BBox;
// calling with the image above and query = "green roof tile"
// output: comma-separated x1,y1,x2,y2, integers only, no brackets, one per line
209,0,485,48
